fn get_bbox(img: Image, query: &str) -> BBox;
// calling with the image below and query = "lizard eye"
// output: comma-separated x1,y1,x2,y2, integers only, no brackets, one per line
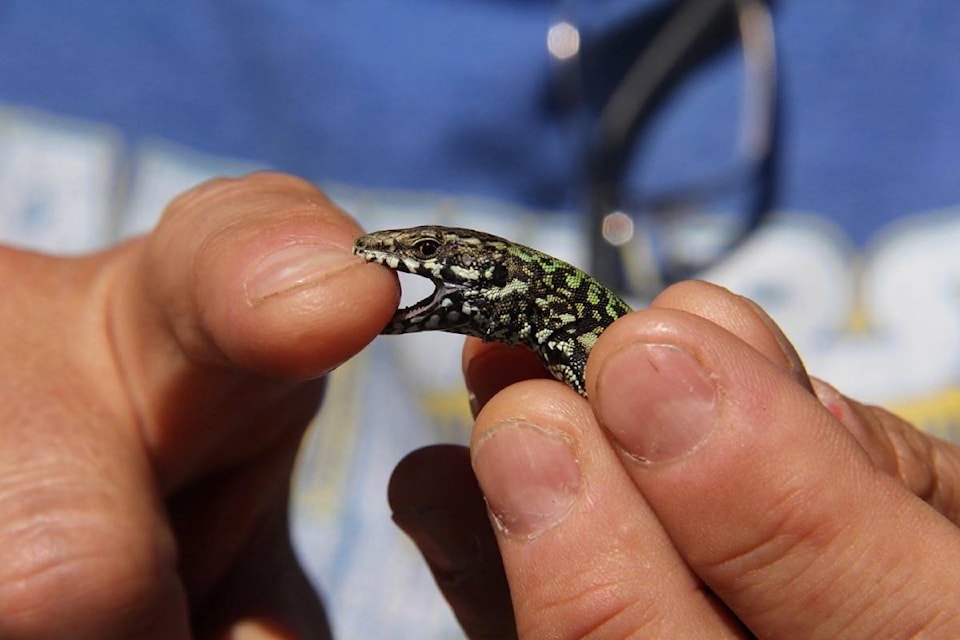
413,238,441,259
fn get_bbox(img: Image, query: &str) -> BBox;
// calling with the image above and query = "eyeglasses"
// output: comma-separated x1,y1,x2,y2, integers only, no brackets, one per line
551,0,779,304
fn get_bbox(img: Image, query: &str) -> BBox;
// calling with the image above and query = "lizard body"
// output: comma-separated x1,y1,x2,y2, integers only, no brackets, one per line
353,225,632,396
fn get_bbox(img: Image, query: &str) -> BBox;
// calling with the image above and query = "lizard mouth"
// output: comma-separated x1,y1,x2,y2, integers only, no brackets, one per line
352,243,462,324
395,275,442,321
394,275,462,322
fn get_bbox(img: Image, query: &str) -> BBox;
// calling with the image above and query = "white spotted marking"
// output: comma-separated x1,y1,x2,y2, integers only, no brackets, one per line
449,264,481,281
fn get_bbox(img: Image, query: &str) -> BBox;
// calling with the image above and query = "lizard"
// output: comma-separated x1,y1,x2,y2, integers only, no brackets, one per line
352,225,632,397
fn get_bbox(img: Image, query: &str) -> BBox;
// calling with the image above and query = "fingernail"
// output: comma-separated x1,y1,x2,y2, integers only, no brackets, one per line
244,242,356,304
596,342,717,464
392,509,482,582
472,421,580,539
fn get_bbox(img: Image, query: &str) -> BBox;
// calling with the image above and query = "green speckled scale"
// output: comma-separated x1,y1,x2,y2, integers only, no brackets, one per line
353,225,632,396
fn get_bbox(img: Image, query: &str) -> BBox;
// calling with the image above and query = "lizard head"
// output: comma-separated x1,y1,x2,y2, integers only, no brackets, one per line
353,226,522,333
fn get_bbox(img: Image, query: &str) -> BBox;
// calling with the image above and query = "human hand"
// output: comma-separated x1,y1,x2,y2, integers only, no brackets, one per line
0,173,397,639
390,280,960,638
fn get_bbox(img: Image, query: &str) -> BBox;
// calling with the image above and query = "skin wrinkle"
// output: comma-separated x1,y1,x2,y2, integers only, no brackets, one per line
889,416,934,500
686,422,874,627
703,483,834,596
708,462,942,640
710,522,845,636
243,243,368,305
0,248,169,579
0,402,179,634
0,459,181,635
829,530,946,640
105,243,164,475
4,551,175,634
906,609,960,638
929,444,960,523
522,568,655,640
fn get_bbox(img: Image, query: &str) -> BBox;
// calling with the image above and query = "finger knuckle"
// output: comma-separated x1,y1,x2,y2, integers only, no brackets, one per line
0,487,178,637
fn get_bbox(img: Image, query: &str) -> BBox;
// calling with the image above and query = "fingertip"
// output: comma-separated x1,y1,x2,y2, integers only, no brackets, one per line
472,418,582,541
220,240,398,377
137,172,400,378
461,340,552,415
469,379,598,542
651,280,811,389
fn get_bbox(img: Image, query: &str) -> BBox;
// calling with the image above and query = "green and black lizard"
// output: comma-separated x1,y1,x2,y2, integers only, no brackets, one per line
353,225,632,396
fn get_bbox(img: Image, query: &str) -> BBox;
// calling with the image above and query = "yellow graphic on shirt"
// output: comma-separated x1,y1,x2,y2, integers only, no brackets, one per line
891,387,960,442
